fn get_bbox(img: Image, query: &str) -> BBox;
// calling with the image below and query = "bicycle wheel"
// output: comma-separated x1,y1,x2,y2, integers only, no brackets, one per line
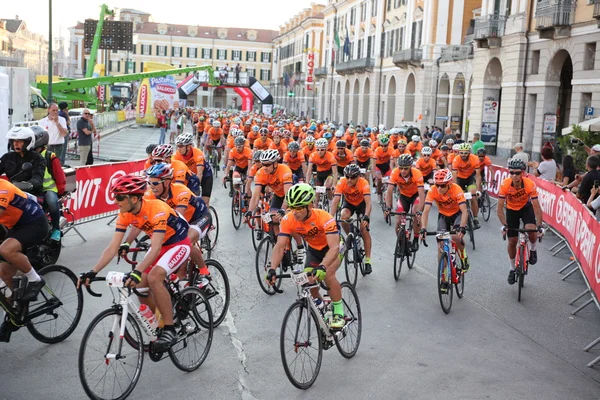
131,235,150,262
169,287,214,372
334,281,362,358
517,246,525,302
482,192,492,222
438,253,453,314
393,233,405,281
455,259,465,299
343,235,358,287
79,308,144,400
255,237,283,294
280,300,323,390
231,190,242,230
356,235,366,276
250,209,263,251
467,214,476,250
199,259,230,327
208,206,219,250
26,264,84,344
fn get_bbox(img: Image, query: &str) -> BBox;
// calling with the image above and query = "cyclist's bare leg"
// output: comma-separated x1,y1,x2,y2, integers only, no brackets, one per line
525,223,538,245
470,187,479,216
507,237,518,260
0,262,17,297
360,224,372,258
340,208,351,235
325,176,334,200
0,239,35,277
188,229,208,274
146,267,174,325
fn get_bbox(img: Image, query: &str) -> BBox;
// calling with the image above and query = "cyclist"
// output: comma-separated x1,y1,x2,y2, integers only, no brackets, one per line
246,149,293,217
173,133,204,177
307,138,338,204
206,120,224,164
196,116,207,142
269,130,288,159
497,158,544,285
0,127,46,196
385,154,425,251
247,125,260,149
437,145,451,169
476,148,492,184
428,140,443,161
407,135,422,157
372,135,394,197
331,164,373,274
419,169,470,271
334,139,354,178
245,150,263,197
416,146,437,183
223,136,253,196
452,142,482,228
151,144,203,203
253,128,273,151
144,144,158,170
79,175,191,351
283,141,305,183
267,183,345,329
354,139,373,179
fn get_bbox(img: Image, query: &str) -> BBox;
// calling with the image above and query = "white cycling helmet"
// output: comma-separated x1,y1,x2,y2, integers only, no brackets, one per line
428,140,438,148
421,146,433,156
315,138,328,149
230,128,242,137
412,135,420,142
452,144,460,151
305,136,316,144
260,149,280,163
212,120,221,128
175,133,194,146
335,130,344,138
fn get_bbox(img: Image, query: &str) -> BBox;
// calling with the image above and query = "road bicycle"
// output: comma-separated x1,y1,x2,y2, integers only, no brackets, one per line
389,211,417,281
205,142,224,178
225,175,247,230
200,206,220,259
0,264,83,344
78,251,213,400
503,227,542,302
379,176,392,225
248,192,272,251
478,179,496,222
422,230,466,314
337,216,366,288
463,192,480,250
279,269,361,389
314,185,331,212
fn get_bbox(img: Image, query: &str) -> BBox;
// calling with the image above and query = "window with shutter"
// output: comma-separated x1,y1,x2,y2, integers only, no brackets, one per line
132,44,136,54
140,61,144,72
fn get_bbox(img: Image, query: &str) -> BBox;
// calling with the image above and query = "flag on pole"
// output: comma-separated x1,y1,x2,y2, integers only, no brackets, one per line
343,30,350,57
334,30,341,50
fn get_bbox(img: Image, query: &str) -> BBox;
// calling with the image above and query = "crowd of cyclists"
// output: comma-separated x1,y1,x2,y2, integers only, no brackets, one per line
0,109,545,394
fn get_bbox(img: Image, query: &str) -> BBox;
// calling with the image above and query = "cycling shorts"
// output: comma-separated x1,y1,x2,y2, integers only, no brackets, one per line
357,160,370,170
397,193,420,213
271,194,285,211
211,139,221,147
437,211,462,232
233,165,248,175
314,169,333,186
336,165,346,177
506,202,536,238
144,237,192,275
457,174,476,192
189,212,212,239
306,245,329,268
376,163,391,177
423,172,433,183
6,215,48,251
291,168,305,182
342,200,366,216
201,175,213,198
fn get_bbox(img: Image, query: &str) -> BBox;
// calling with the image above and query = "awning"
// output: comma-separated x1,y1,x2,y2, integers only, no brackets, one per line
561,117,600,135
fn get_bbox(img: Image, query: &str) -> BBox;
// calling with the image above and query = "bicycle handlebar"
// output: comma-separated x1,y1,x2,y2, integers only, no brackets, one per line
82,276,149,298
502,228,543,242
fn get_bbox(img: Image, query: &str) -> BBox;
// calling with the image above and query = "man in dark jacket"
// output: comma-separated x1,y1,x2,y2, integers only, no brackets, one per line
0,127,46,195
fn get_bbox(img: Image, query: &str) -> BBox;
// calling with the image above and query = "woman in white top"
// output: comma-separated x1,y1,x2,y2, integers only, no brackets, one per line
169,111,178,144
529,146,558,182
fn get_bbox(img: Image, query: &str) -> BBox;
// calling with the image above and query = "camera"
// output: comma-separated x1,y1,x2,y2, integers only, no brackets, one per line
570,137,584,146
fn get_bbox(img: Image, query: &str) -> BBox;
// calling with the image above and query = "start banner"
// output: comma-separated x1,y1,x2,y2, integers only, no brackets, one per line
65,160,146,221
486,165,600,299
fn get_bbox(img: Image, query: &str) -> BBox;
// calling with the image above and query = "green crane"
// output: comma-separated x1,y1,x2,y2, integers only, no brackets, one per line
85,4,114,78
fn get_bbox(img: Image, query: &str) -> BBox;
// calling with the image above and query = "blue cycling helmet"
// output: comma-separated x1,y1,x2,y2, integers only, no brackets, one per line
146,162,173,179
310,124,317,131
324,132,333,140
365,127,372,132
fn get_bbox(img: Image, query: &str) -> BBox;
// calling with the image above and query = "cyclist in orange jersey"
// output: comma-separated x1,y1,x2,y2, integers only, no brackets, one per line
173,133,205,177
452,142,482,228
151,144,203,202
416,146,438,183
334,140,354,177
406,135,423,157
344,128,357,148
437,145,451,169
476,147,492,184
391,139,410,168
283,141,305,182
308,139,338,202
281,130,293,146
253,128,273,151
247,125,260,148
269,130,288,159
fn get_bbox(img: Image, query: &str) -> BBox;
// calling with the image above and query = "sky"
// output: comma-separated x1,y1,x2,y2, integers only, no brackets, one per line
3,0,319,40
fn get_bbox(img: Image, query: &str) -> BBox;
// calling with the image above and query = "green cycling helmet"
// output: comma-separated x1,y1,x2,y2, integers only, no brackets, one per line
378,135,390,145
458,142,471,151
285,183,315,208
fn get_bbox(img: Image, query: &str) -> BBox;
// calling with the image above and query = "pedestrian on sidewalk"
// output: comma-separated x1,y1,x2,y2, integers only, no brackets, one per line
169,111,178,144
158,110,167,144
471,133,485,154
77,108,96,166
39,103,69,163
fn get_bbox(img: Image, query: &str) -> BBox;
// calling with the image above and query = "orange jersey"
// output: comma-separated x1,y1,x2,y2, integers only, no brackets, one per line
431,149,443,161
283,152,304,171
334,177,371,206
171,159,193,186
425,182,466,217
372,146,394,165
115,199,188,246
498,177,538,211
334,148,354,168
228,146,253,169
301,145,317,161
269,141,288,158
0,180,45,229
144,183,205,222
354,147,373,163
478,155,492,170
392,147,410,159
248,163,261,179
196,121,207,134
415,157,436,177
279,208,338,251
172,147,205,173
344,133,357,147
389,167,424,197
144,158,152,170
308,151,337,172
247,130,260,145
253,137,273,151
207,127,223,141
452,154,480,179
254,164,293,197
447,152,457,165
406,142,423,156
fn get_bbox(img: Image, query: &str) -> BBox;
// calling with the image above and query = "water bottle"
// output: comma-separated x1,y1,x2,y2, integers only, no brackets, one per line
0,278,12,299
139,304,158,331
313,298,325,316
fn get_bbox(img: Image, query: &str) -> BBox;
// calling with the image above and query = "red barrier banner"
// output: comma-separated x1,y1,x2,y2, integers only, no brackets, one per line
486,165,600,299
64,160,146,221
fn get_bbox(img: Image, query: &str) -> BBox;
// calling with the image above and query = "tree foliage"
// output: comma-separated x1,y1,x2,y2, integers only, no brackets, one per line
558,124,600,171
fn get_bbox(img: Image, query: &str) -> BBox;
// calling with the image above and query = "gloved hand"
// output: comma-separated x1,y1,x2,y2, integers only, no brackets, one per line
304,265,326,282
265,269,277,285
244,210,253,219
78,270,97,287
119,242,130,255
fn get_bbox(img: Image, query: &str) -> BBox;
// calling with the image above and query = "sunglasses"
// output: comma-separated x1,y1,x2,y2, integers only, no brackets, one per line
262,163,273,167
399,167,410,170
148,180,164,186
459,152,470,156
288,206,306,211
176,144,187,148
83,112,91,115
509,171,523,175
435,183,448,188
115,194,129,202
346,175,359,179
151,159,164,164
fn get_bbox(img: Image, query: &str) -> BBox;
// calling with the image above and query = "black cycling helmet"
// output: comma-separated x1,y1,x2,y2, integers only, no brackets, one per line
360,139,370,147
507,158,526,170
31,125,50,148
397,154,414,167
146,143,158,154
336,140,347,149
476,148,487,156
344,164,361,178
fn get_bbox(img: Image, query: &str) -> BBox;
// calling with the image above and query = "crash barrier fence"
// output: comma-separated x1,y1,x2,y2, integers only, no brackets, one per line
486,165,600,368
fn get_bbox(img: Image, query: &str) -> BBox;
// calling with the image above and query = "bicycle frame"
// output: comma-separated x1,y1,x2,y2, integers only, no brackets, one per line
0,278,62,327
436,232,458,283
515,232,529,272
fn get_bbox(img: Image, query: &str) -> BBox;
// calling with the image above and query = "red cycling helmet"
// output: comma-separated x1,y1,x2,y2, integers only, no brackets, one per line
111,175,148,195
434,169,453,184
152,144,174,159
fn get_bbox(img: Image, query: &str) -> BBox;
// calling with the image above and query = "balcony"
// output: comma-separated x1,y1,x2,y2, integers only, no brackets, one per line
474,14,506,48
593,0,600,27
439,45,474,63
335,57,375,75
535,0,576,38
314,66,327,78
392,48,423,68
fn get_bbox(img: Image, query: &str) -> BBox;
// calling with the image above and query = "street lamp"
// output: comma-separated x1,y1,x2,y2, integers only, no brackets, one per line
48,0,53,103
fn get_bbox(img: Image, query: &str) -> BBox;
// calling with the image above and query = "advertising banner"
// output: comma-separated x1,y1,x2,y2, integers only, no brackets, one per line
136,76,179,125
486,165,600,299
64,160,146,221
482,100,499,123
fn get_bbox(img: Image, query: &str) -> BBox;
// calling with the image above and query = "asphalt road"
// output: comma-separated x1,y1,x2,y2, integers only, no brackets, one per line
2,125,600,400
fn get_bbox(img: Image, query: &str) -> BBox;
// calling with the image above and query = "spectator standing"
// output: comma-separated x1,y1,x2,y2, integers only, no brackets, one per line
577,155,600,203
512,143,530,165
39,103,68,160
530,147,557,181
57,102,70,164
587,184,600,220
471,133,485,154
76,108,96,166
441,126,456,145
560,155,578,185
235,63,241,83
157,110,167,144
169,111,178,143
